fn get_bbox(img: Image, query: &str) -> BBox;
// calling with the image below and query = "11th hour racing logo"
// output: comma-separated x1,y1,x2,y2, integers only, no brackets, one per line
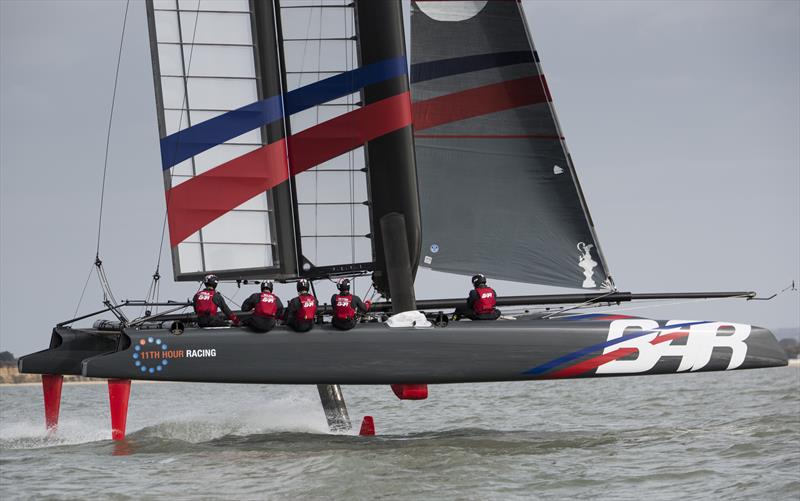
132,336,216,374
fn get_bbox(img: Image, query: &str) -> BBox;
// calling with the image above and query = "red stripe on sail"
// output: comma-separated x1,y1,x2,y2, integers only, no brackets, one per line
166,92,413,247
166,139,289,247
412,75,550,131
289,91,412,175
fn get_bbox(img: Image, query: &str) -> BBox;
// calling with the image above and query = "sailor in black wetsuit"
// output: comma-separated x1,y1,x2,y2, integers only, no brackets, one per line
453,274,501,321
284,279,318,333
193,274,240,327
240,281,283,333
330,279,371,331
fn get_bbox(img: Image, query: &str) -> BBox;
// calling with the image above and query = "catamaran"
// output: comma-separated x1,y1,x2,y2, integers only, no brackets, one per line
19,0,788,438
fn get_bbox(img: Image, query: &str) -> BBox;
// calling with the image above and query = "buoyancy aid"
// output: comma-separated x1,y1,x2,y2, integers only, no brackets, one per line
333,294,356,320
295,293,317,321
254,291,279,317
194,289,217,316
472,287,496,315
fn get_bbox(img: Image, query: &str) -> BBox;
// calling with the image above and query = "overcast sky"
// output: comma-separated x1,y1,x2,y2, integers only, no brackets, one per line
1,0,798,356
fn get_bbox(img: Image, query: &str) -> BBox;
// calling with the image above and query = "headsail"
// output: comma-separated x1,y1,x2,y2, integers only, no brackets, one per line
411,0,611,289
146,0,418,286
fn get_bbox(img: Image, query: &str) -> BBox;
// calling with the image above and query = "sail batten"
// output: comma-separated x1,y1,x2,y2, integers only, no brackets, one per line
411,0,611,290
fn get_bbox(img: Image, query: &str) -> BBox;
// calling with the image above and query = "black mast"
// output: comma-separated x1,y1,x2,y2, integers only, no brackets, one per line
354,0,421,298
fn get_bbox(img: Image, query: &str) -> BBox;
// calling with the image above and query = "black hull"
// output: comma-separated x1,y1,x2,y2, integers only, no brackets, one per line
19,317,787,384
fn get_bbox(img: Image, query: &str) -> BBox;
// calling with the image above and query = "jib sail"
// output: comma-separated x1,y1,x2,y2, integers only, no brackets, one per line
410,1,612,289
146,0,418,287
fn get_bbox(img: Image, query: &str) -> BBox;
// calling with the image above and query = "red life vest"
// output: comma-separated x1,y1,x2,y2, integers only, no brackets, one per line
333,294,356,320
254,292,278,317
295,293,317,321
473,287,496,315
194,289,217,316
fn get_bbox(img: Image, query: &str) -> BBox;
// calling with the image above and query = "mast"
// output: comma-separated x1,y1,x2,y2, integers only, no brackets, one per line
354,0,421,298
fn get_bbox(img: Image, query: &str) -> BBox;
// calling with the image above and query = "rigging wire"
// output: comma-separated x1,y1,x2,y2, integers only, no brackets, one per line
87,0,130,314
344,3,357,293
72,263,97,318
314,0,323,264
547,293,755,319
150,0,203,297
95,0,130,259
219,291,242,309
541,288,617,319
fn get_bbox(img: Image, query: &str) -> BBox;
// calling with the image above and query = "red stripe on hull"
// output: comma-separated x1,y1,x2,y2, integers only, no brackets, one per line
651,331,690,345
166,92,412,247
545,348,637,379
412,75,550,131
595,314,636,321
544,331,691,379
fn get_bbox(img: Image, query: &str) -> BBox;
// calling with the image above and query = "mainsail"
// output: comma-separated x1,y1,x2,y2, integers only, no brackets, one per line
146,0,418,288
411,0,611,289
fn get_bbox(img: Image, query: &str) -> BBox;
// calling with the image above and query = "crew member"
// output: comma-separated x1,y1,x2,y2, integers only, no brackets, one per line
193,274,240,327
284,279,318,333
452,274,501,321
240,281,283,333
330,279,371,331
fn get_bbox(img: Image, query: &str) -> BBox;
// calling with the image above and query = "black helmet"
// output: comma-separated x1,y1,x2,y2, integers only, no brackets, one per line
297,279,310,293
261,280,273,292
337,278,351,293
204,274,219,288
471,274,486,287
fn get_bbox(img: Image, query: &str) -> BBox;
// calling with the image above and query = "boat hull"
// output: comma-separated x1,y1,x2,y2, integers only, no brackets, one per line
19,316,787,384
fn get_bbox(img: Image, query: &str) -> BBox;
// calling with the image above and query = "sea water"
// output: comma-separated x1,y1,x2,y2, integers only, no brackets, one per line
1,366,798,500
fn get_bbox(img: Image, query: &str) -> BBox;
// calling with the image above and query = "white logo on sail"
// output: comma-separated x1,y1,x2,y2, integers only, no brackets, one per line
553,165,564,175
577,242,597,288
415,1,489,22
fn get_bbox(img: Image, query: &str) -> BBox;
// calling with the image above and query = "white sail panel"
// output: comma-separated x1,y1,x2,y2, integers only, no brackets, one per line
279,2,372,270
176,0,250,13
189,144,262,175
148,0,280,279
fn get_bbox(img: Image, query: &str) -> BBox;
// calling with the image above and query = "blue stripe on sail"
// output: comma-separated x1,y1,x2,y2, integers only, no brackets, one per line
160,56,408,170
410,51,534,84
523,321,710,375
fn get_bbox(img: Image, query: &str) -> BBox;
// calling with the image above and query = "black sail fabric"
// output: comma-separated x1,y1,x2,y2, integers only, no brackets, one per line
410,0,611,289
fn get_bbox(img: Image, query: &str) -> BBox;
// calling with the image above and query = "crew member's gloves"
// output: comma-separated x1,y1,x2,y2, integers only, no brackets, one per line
230,315,241,326
365,300,372,310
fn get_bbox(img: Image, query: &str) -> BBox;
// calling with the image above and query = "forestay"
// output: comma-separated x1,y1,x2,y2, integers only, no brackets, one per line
411,0,612,289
